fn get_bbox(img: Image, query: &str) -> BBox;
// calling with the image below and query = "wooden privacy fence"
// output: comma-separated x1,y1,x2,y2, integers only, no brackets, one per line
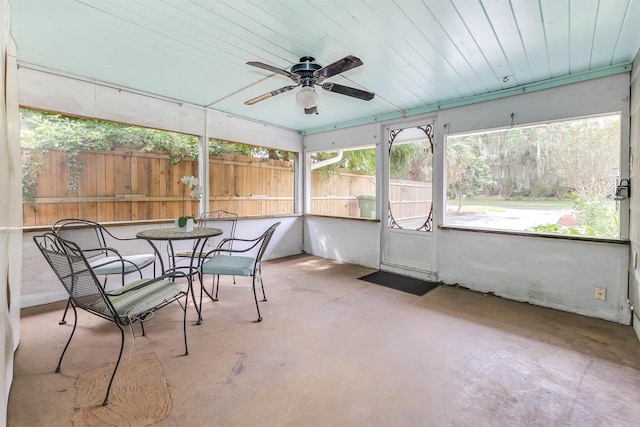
23,149,431,226
23,150,294,226
311,168,432,220
311,169,376,218
389,179,433,222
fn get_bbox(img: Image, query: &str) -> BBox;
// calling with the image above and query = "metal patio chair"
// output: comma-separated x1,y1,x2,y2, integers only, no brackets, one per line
33,232,190,406
52,218,158,324
199,222,280,322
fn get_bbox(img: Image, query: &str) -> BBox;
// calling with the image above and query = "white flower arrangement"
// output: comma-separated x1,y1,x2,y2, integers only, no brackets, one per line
181,175,202,202
178,175,202,227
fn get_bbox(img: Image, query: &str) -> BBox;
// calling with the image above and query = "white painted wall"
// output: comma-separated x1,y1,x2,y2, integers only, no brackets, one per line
18,66,205,136
436,74,631,137
302,73,633,324
303,216,379,269
438,230,629,323
303,122,379,152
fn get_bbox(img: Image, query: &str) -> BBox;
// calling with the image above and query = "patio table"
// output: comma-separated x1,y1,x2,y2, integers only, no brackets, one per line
137,226,222,324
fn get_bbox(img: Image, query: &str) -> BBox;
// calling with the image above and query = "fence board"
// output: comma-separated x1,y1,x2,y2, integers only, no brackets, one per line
104,154,115,196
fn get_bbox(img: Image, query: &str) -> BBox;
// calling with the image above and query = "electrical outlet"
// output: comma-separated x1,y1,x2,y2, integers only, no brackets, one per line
594,287,607,301
207,237,217,247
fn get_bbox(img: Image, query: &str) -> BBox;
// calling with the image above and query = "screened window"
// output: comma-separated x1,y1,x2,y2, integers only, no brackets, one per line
444,114,622,239
20,108,200,226
207,139,295,216
19,109,296,226
309,147,376,218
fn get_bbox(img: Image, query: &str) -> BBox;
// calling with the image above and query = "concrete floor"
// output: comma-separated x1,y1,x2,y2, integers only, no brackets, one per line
8,254,640,426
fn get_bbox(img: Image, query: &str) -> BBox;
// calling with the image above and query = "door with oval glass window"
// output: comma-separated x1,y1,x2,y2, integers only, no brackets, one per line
381,121,438,279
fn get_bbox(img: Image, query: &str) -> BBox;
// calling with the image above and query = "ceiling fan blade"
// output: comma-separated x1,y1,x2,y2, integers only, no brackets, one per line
247,61,300,83
321,82,375,101
315,55,363,80
244,85,297,105
304,106,317,115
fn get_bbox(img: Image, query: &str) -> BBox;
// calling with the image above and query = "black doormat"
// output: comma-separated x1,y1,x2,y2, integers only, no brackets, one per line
359,271,440,296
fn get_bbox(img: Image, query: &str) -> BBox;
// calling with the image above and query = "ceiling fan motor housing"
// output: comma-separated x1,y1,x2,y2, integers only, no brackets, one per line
291,57,321,87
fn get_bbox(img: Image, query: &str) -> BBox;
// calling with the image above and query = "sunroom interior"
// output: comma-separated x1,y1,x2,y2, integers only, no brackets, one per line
3,0,640,424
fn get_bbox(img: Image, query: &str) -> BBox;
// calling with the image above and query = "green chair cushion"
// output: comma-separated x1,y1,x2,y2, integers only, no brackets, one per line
90,254,156,275
91,279,182,319
201,255,255,276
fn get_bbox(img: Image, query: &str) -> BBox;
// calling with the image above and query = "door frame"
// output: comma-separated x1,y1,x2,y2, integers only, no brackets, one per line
379,118,439,281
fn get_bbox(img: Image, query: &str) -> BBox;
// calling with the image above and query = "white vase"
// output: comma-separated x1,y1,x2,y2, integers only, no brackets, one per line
175,217,195,232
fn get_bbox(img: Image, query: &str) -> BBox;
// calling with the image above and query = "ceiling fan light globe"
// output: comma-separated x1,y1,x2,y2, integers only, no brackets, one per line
296,87,319,109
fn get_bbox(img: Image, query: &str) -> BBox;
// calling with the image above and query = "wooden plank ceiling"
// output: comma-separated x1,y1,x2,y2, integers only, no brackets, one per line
9,0,640,134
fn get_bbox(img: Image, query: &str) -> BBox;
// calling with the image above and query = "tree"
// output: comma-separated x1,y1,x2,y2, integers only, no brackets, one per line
547,117,619,202
446,135,494,212
477,127,559,198
446,135,475,188
310,148,376,180
209,138,293,160
390,142,432,182
21,109,199,161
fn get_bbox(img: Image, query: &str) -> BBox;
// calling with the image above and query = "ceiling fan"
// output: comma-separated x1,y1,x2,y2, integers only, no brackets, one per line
244,55,375,114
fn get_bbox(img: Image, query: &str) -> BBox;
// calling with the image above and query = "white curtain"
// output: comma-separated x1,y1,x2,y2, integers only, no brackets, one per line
0,0,22,422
